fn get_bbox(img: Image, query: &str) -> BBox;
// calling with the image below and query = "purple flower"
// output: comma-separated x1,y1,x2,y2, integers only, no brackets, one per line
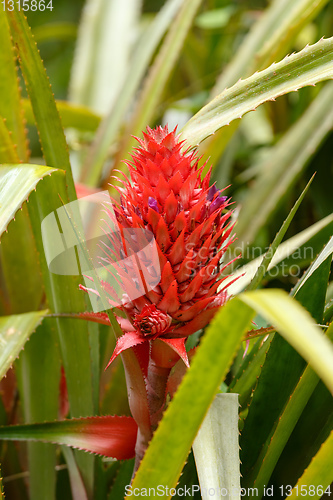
148,196,159,213
207,184,218,201
208,195,228,215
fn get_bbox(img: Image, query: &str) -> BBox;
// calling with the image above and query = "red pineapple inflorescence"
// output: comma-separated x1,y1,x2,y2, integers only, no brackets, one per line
82,125,238,370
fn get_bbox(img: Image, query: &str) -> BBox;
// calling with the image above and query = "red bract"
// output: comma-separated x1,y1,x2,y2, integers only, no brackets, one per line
82,125,237,370
0,416,138,460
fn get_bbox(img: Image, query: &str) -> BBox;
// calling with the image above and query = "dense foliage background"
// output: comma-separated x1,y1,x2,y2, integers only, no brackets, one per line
0,0,332,499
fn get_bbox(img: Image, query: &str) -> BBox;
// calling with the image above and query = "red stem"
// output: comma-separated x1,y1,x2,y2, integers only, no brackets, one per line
132,358,171,475
147,358,171,430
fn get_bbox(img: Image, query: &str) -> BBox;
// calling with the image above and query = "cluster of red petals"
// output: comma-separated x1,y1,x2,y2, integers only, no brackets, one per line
134,304,172,336
83,126,237,368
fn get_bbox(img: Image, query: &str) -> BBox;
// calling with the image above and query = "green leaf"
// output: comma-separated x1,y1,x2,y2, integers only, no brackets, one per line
240,248,332,489
225,213,333,296
100,350,130,417
32,22,77,44
128,299,254,498
228,337,272,408
181,37,333,147
109,0,204,184
195,7,236,30
15,319,61,500
88,322,100,414
0,9,28,161
269,218,333,281
69,0,142,114
27,173,96,496
0,117,20,164
291,236,333,323
248,366,319,497
246,322,333,498
0,164,58,237
292,236,333,301
271,381,333,489
0,165,45,315
213,0,330,93
240,332,305,484
247,174,315,291
0,310,48,380
200,0,330,166
61,446,89,500
324,300,333,324
0,162,97,494
82,0,185,185
192,393,240,499
107,459,135,500
22,98,101,133
0,441,29,499
289,430,333,500
5,5,75,193
235,82,333,245
240,290,333,394
0,204,43,314
171,452,200,500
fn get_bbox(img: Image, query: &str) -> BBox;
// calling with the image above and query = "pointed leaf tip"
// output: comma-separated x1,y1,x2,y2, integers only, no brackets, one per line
160,337,190,368
105,331,146,370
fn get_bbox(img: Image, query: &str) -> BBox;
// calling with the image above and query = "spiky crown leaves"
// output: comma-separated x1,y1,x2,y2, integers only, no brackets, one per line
98,125,237,367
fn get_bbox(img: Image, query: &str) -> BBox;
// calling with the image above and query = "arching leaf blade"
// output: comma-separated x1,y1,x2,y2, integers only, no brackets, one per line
0,10,28,161
288,430,333,500
224,214,333,296
246,322,333,498
0,204,43,314
0,164,58,237
240,290,333,393
5,4,76,197
15,320,61,500
22,98,101,133
82,0,184,185
181,37,333,147
0,117,21,164
0,310,48,381
235,82,333,245
108,0,204,187
240,251,332,488
61,446,89,500
26,172,96,496
247,175,315,291
213,0,330,95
